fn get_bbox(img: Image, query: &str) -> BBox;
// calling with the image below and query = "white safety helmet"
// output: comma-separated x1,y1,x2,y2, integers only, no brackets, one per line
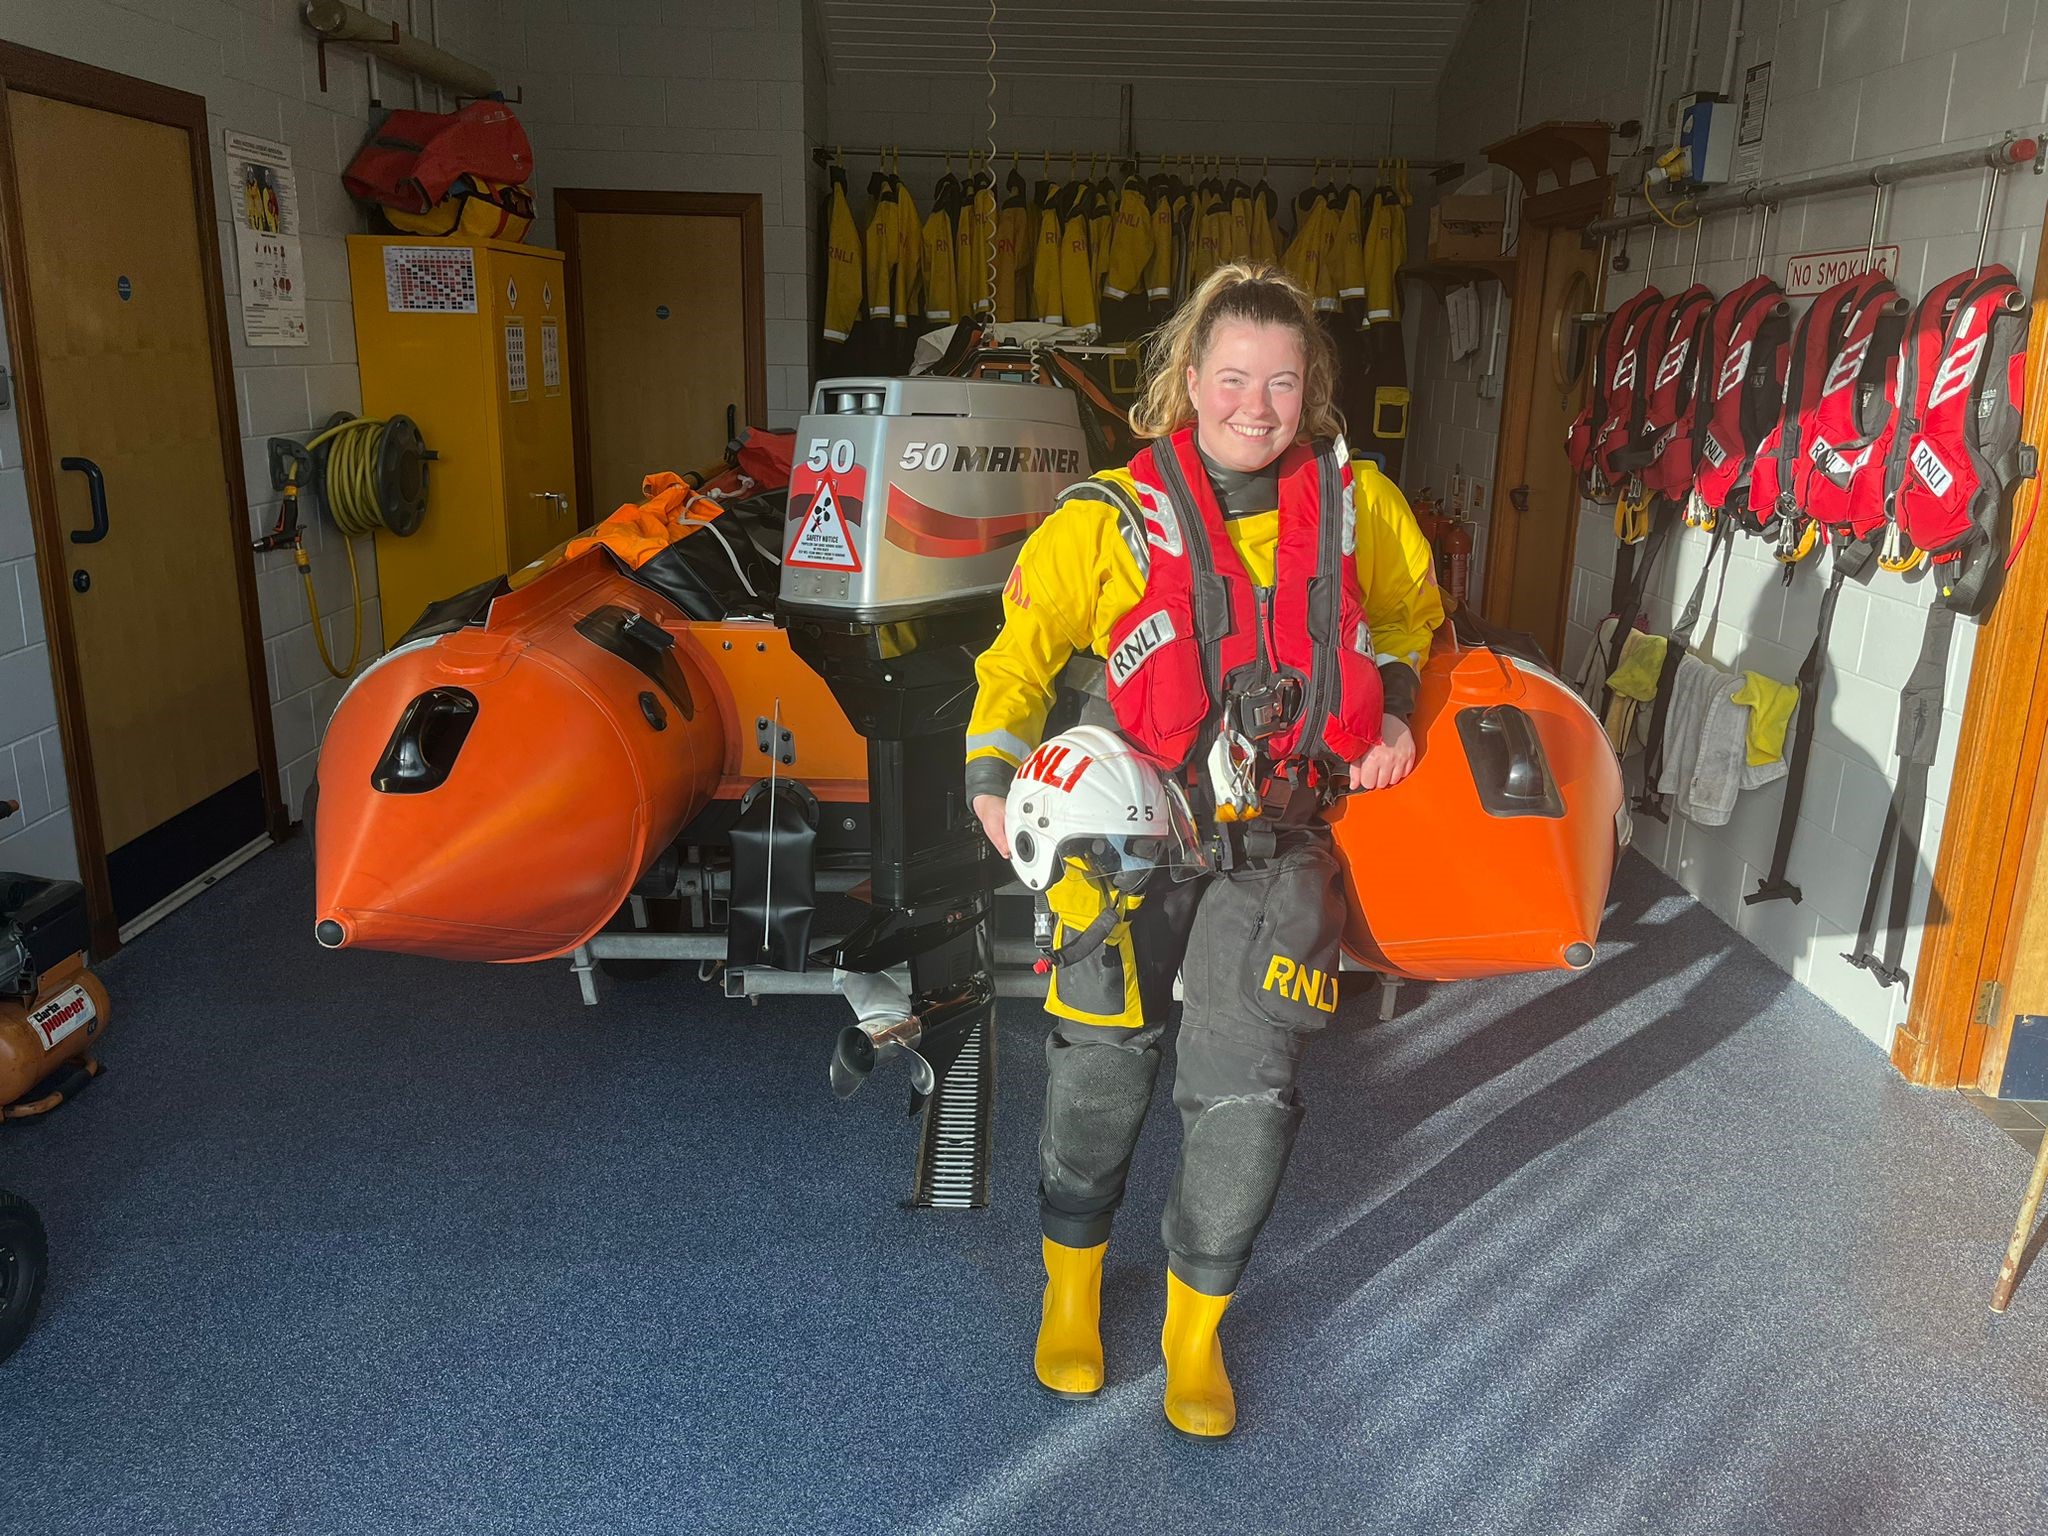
1004,724,1207,892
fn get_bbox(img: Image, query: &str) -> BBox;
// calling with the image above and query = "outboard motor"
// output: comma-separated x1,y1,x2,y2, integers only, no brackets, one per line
779,378,1088,1207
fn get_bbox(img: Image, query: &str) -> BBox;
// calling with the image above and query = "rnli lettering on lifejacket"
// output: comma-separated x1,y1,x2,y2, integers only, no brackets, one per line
1019,742,1094,791
951,445,1084,475
1808,434,1870,480
1910,439,1956,498
1107,611,1176,688
1261,954,1339,1013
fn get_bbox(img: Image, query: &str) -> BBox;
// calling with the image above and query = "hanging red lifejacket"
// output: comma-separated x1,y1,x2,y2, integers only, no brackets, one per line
1746,274,1894,547
1565,287,1663,493
1102,428,1385,774
1886,263,2032,616
1796,278,1908,546
1624,285,1716,500
1692,277,1791,514
344,101,534,232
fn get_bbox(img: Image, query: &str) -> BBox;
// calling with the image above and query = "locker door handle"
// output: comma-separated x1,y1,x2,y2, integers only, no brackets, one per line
531,491,570,513
60,456,109,543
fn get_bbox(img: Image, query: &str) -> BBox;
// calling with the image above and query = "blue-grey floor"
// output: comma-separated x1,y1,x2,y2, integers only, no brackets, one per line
3,838,2046,1535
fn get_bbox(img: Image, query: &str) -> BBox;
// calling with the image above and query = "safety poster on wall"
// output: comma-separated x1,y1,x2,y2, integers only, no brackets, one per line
225,129,308,346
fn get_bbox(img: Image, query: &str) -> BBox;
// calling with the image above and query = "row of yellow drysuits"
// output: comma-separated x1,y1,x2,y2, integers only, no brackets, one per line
821,162,1412,344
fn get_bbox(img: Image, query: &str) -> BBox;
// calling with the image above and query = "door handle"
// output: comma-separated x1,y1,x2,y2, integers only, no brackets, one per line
60,456,109,543
530,490,570,513
1509,485,1531,515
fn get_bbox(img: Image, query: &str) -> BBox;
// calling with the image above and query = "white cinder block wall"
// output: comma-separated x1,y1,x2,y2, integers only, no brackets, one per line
487,0,820,429
1413,0,2048,1053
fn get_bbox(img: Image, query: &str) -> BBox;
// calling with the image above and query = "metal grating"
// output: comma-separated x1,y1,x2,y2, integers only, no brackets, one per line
910,1016,995,1209
816,0,1474,85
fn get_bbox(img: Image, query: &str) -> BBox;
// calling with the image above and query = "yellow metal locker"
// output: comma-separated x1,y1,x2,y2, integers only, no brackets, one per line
345,236,579,647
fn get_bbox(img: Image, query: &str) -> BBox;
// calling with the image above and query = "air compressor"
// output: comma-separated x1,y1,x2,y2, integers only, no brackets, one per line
0,800,110,1118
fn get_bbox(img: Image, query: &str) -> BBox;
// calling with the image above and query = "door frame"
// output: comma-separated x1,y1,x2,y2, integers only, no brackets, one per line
553,188,768,527
1889,372,2048,1087
1481,174,1611,663
0,41,285,955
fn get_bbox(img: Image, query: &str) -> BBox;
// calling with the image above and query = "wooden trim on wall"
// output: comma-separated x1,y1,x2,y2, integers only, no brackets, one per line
1481,175,1611,661
0,41,284,954
553,188,770,528
1481,236,1547,625
1890,194,2048,1088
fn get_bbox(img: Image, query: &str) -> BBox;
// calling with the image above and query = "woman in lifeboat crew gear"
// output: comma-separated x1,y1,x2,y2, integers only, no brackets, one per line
964,262,1443,1437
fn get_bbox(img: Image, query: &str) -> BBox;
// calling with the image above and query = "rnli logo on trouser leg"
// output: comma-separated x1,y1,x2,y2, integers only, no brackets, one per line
1260,954,1338,1014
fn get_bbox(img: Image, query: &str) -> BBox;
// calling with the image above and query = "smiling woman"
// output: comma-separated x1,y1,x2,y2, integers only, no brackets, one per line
961,261,1445,1437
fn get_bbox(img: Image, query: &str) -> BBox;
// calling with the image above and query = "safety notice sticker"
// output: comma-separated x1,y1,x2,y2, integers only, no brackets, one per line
786,480,863,570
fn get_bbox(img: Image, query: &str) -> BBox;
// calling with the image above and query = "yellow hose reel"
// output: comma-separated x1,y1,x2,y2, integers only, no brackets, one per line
257,414,434,679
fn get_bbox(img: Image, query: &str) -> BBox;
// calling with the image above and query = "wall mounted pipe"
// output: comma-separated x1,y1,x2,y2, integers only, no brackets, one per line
301,0,496,99
1586,135,2038,239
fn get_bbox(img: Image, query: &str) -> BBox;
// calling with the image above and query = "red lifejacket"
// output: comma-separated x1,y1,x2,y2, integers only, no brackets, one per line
1887,264,2031,615
343,100,532,215
1625,285,1716,499
1797,279,1907,542
1100,428,1385,775
1566,287,1664,488
1747,274,1894,535
1693,277,1791,513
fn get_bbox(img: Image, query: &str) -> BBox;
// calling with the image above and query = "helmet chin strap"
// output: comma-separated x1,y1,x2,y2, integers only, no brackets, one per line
1044,871,1148,968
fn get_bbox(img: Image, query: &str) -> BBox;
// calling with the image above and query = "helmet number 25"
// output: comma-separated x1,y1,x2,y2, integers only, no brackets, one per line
1127,804,1155,821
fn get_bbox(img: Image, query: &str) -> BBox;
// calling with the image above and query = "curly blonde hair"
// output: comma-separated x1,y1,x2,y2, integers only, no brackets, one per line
1127,262,1343,442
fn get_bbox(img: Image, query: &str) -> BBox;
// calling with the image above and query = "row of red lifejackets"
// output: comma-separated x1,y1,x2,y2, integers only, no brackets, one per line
1566,265,2033,610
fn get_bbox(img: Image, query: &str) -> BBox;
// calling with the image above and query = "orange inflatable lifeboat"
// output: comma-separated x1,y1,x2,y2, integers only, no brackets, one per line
1329,612,1625,981
314,554,722,961
313,545,867,962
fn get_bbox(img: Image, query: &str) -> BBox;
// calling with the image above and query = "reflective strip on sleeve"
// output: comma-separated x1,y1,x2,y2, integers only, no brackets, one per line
966,728,1034,763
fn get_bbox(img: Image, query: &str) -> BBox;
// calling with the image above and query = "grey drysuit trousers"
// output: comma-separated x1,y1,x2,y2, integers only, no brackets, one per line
1037,824,1347,1296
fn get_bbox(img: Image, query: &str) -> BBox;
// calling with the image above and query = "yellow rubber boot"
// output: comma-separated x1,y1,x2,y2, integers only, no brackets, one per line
1161,1270,1236,1437
1034,1237,1107,1398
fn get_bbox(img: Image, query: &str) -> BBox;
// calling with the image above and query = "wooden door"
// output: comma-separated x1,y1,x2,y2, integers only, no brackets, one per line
557,191,766,520
1482,180,1610,664
488,247,577,571
1978,743,2048,1093
0,71,277,941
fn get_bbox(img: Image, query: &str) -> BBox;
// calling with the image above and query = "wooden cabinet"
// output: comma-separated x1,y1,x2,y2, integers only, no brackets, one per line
345,236,579,646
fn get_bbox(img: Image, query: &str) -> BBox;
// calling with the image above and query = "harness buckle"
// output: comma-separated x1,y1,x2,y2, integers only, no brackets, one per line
1225,676,1302,742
